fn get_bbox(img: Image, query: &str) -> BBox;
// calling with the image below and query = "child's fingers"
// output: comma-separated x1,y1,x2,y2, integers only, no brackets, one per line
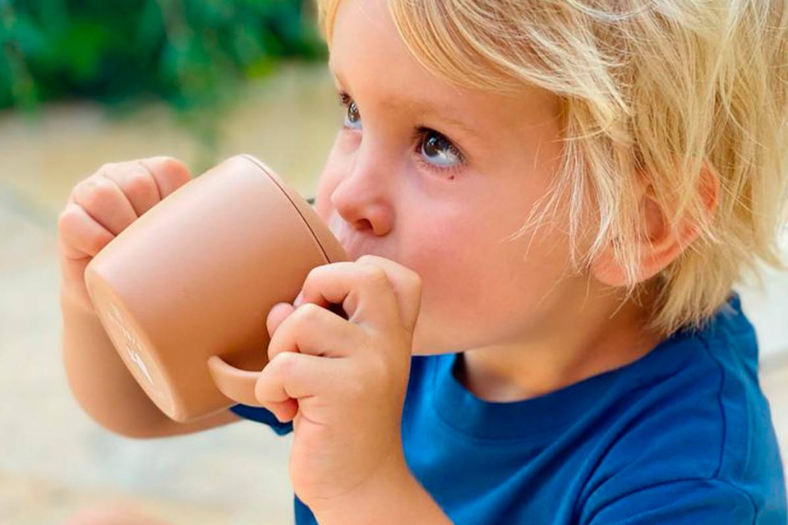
255,351,347,421
70,175,138,236
266,302,296,339
267,302,361,361
262,395,299,424
355,255,423,335
298,262,401,332
57,202,116,259
139,156,192,199
99,161,162,217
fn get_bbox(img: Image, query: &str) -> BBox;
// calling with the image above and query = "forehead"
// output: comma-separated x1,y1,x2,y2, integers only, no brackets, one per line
328,0,561,136
328,0,437,94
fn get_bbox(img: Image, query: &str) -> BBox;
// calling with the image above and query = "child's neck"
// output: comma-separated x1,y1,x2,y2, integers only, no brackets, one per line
455,283,665,402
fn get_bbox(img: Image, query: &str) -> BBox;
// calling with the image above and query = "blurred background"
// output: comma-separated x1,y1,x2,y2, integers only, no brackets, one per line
0,1,786,524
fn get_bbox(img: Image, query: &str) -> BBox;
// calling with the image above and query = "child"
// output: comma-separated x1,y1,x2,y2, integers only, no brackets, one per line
58,0,788,523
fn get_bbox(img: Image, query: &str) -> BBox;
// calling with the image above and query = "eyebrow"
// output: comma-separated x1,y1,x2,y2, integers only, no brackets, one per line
328,61,481,142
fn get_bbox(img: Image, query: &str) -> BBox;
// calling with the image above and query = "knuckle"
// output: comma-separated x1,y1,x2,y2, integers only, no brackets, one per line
124,171,157,200
306,264,327,283
70,179,91,200
356,254,377,265
95,162,116,176
159,156,191,182
301,265,327,293
57,209,86,245
78,178,114,208
361,265,388,286
295,302,322,323
57,206,77,232
82,192,109,214
272,351,298,376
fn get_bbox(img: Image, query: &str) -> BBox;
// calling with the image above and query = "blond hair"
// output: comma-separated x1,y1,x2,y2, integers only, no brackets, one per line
315,0,788,336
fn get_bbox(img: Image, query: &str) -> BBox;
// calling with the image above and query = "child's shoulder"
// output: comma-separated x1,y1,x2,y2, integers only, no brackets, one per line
578,292,783,519
635,290,768,451
407,292,782,505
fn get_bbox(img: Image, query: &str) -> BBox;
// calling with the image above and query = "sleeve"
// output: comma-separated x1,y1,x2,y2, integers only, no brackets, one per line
229,403,294,436
582,478,757,525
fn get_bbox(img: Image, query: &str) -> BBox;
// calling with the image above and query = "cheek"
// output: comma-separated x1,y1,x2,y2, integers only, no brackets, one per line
313,139,349,225
406,208,577,354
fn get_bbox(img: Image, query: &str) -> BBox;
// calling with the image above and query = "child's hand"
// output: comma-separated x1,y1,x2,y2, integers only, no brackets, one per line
255,254,422,514
57,157,191,312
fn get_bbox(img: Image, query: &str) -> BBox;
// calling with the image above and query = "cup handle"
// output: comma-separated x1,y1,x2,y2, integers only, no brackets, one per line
206,355,266,407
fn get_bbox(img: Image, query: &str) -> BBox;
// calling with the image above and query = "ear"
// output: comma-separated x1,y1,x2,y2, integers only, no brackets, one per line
590,162,720,287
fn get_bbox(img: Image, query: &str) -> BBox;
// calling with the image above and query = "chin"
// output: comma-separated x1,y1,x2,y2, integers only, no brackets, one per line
410,322,467,356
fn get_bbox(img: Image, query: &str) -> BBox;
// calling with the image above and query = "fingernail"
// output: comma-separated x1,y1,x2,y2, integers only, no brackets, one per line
294,291,304,307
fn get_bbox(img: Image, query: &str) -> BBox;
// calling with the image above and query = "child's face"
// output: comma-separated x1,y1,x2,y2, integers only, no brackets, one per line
314,0,589,355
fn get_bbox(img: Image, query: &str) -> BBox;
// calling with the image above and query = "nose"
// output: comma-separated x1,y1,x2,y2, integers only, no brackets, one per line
330,140,395,236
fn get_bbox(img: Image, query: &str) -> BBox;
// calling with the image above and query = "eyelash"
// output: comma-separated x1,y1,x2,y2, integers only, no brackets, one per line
337,91,467,177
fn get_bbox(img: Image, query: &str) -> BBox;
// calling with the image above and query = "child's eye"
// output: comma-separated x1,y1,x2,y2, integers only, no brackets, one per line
415,128,465,172
338,92,362,130
337,90,467,176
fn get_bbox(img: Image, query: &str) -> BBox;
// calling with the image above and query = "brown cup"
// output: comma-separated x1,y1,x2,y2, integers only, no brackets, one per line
84,154,348,422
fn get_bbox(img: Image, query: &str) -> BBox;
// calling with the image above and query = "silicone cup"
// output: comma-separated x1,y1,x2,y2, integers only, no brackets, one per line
84,154,348,422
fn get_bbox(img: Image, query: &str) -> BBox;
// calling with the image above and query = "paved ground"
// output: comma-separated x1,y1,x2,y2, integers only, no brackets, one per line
1,65,787,524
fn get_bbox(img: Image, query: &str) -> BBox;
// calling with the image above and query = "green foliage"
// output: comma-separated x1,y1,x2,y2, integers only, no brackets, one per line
0,0,326,111
0,0,326,167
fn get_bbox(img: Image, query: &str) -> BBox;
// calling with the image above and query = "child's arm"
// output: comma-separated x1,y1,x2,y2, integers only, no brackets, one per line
58,157,241,439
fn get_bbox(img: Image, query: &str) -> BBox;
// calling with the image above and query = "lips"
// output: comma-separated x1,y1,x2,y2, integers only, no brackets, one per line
334,232,373,263
340,240,366,262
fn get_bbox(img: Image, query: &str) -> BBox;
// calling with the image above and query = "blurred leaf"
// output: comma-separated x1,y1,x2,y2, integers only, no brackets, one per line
245,55,275,80
57,19,114,80
7,17,47,56
0,0,327,155
136,0,165,56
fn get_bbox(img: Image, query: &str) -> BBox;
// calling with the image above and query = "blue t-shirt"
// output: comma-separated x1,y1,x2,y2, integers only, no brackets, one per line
230,292,786,524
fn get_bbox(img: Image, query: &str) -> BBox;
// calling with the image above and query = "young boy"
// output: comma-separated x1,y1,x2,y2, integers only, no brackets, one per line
59,0,787,523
